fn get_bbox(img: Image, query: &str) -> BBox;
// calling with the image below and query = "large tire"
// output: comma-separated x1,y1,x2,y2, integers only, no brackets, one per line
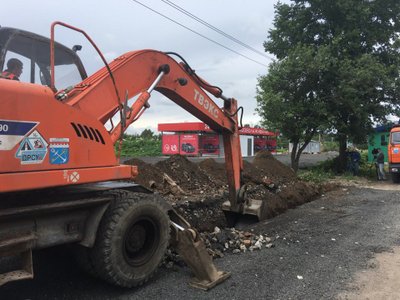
392,173,400,184
90,191,170,287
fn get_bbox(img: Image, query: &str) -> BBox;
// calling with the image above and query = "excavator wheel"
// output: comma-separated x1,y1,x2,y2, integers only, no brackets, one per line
90,190,170,288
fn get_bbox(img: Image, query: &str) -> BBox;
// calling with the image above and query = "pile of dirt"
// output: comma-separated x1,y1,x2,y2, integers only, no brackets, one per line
126,151,322,233
198,158,228,186
252,150,297,184
124,158,164,190
155,155,218,192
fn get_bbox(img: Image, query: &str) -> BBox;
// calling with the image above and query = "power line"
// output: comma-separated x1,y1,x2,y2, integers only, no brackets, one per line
131,0,269,67
161,0,274,61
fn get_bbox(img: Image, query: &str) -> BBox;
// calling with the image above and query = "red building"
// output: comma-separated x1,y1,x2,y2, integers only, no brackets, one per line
158,122,278,157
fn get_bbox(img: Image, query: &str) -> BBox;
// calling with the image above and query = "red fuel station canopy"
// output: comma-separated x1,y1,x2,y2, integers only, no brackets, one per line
158,122,277,136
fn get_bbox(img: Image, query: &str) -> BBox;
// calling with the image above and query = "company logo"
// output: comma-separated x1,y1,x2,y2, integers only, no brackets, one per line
194,89,218,118
49,138,70,165
15,130,48,164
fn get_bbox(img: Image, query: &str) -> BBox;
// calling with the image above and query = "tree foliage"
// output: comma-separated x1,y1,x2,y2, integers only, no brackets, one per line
258,0,400,172
117,131,161,157
257,45,328,171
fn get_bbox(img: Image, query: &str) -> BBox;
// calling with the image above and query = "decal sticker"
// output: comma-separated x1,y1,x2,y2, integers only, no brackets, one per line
394,148,399,154
63,170,80,183
69,171,80,183
15,130,48,164
49,138,70,165
0,119,38,150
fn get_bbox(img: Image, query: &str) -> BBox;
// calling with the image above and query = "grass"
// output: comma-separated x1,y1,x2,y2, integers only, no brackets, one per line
298,151,378,183
298,168,335,183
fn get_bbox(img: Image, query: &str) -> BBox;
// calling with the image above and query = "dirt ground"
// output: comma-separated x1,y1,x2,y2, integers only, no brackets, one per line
339,246,400,299
335,180,400,300
137,152,400,298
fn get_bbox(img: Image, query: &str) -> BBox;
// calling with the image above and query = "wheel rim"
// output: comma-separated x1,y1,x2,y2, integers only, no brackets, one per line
123,217,160,267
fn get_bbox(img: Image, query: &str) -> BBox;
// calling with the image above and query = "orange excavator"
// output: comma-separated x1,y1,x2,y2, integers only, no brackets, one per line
0,22,266,289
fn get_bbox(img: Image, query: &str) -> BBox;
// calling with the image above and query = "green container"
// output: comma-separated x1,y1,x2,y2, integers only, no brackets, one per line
367,125,391,162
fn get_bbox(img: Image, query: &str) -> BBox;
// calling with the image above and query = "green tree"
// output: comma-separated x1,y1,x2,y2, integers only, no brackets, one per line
257,45,328,171
140,129,155,139
262,0,400,172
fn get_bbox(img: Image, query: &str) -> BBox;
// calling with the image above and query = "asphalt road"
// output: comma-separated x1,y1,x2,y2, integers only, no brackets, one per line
2,180,400,299
124,151,339,169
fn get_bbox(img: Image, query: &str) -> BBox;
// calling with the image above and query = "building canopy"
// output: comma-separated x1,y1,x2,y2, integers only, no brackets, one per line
158,122,277,136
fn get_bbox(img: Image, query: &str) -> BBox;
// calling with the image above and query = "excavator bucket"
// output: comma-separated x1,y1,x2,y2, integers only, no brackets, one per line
221,183,269,226
168,210,230,290
222,198,269,226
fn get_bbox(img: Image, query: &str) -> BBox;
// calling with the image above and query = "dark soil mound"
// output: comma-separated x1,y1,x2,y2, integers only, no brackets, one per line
124,158,163,190
155,155,216,192
278,181,319,208
242,160,264,184
198,158,228,186
253,150,297,184
125,153,324,235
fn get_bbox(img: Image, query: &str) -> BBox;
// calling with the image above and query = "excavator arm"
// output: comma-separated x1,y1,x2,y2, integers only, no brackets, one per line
62,46,248,216
50,17,268,221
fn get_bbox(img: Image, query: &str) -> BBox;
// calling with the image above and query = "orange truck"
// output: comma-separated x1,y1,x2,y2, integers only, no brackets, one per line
388,125,400,183
0,22,266,289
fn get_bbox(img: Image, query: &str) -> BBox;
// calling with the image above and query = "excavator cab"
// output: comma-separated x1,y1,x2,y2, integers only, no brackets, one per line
0,27,87,89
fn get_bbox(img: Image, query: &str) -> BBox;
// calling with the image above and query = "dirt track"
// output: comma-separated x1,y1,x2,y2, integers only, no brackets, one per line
2,179,400,299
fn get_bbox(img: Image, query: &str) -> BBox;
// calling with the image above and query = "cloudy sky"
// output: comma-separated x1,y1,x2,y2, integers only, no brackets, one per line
2,0,289,134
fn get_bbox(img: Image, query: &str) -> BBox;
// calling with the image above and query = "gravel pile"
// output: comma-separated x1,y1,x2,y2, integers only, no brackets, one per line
201,227,275,257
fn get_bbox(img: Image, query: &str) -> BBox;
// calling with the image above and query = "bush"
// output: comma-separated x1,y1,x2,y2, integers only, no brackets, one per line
298,158,336,183
321,141,339,152
115,135,162,157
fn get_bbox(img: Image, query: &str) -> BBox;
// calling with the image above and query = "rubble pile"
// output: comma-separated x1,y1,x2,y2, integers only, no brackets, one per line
163,227,275,267
201,227,275,257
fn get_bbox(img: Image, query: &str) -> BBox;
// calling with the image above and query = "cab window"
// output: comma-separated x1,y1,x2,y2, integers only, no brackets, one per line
0,28,86,90
391,132,400,144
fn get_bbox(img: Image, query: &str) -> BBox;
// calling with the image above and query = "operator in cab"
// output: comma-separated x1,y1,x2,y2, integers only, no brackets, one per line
0,58,23,81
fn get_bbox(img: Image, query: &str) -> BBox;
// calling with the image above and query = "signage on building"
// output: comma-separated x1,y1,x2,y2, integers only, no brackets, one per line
180,134,198,156
200,134,220,154
162,134,180,155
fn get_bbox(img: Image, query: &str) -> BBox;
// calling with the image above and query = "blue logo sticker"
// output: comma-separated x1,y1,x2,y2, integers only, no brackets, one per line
49,138,70,165
15,130,48,164
394,148,399,154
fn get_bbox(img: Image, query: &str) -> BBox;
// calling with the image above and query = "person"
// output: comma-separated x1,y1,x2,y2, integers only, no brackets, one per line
376,148,386,180
0,58,23,81
350,148,361,176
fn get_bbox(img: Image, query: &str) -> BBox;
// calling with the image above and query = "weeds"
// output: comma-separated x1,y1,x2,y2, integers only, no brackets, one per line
298,152,378,183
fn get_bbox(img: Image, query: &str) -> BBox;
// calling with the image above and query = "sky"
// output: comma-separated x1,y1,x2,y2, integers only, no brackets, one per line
2,0,289,134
